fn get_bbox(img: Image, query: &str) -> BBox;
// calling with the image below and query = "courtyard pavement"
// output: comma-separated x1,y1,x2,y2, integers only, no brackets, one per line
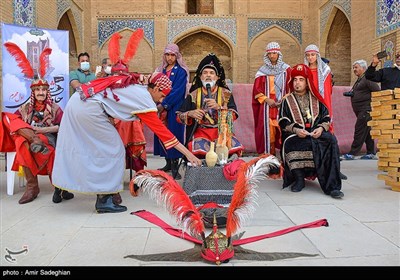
1,154,399,268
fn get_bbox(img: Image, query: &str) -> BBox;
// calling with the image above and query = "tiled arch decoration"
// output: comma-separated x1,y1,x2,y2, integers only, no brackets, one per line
320,0,351,38
376,0,400,36
248,19,302,44
13,0,36,26
98,19,154,48
168,18,237,45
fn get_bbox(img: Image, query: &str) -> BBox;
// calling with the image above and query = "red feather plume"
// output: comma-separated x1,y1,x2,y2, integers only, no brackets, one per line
108,33,122,65
39,48,52,79
4,42,34,78
226,154,281,237
122,28,144,65
131,170,205,238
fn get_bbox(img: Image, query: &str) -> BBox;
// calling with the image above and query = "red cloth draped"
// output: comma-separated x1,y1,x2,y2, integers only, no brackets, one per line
1,112,54,176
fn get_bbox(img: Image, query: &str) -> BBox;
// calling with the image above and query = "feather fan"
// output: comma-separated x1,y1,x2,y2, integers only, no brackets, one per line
39,48,52,79
108,33,122,65
131,170,205,238
122,28,144,65
226,154,281,237
4,42,34,78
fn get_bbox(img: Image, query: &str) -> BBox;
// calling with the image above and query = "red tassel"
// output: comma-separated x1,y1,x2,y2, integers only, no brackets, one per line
4,42,34,78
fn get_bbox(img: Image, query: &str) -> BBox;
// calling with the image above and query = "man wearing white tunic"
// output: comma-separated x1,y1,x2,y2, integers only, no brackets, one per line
52,71,202,213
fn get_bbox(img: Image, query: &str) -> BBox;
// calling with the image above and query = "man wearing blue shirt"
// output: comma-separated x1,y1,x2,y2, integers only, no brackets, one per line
69,52,96,93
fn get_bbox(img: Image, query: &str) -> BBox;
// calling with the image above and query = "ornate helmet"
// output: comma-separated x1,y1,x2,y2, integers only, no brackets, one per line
4,42,52,91
108,29,144,75
131,155,283,265
200,214,234,265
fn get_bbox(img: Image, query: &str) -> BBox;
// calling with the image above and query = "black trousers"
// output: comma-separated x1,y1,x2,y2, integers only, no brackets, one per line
349,109,375,155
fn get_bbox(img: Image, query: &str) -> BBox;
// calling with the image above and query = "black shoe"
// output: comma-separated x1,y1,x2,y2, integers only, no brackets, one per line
52,187,62,203
340,172,347,180
172,171,182,180
330,190,344,199
53,187,74,203
61,190,74,200
291,182,304,192
291,169,305,192
96,195,127,213
171,159,182,180
158,159,171,172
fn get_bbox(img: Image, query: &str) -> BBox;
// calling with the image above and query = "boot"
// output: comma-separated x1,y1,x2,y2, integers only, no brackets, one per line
95,194,127,213
52,187,74,203
112,193,122,205
291,169,305,192
171,159,182,180
158,159,171,172
17,128,48,154
19,167,40,204
340,172,347,180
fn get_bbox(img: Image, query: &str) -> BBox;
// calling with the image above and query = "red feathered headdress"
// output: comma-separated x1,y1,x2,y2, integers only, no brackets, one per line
4,41,52,89
108,29,144,74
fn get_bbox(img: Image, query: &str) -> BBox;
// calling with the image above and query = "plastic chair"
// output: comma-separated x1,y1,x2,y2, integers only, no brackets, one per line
6,152,24,195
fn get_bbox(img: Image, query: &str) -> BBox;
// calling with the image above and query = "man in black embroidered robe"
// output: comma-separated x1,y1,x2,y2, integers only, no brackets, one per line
278,64,344,198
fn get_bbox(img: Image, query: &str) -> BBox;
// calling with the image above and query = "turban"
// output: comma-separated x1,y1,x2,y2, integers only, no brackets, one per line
149,72,172,95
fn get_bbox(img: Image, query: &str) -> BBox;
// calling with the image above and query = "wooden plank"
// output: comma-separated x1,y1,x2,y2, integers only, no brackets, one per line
376,143,388,149
385,181,400,192
371,89,394,97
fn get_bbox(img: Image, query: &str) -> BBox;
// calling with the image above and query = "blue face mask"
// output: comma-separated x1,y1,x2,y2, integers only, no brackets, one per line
80,61,90,71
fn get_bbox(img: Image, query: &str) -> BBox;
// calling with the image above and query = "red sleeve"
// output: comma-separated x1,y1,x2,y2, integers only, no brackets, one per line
137,111,179,150
252,76,267,100
323,74,333,115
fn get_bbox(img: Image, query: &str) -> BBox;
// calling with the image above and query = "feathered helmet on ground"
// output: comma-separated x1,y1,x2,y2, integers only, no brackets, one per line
4,41,52,90
130,155,283,264
108,29,144,75
189,53,229,92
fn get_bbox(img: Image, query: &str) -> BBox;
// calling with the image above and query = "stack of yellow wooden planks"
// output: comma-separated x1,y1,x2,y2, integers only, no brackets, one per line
369,88,400,191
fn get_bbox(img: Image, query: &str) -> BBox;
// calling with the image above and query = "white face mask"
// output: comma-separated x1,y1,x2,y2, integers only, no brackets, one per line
202,80,216,89
104,66,112,75
80,61,90,71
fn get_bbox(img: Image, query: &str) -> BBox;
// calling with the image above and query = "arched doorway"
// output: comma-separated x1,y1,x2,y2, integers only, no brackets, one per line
177,31,232,83
325,8,351,86
57,11,77,63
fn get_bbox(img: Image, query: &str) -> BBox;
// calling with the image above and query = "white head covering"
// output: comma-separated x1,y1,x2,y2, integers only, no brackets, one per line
304,44,331,97
257,42,289,77
255,42,290,101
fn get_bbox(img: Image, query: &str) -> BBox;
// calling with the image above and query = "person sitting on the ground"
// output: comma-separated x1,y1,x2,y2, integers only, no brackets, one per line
176,53,244,159
1,42,74,204
278,64,344,199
